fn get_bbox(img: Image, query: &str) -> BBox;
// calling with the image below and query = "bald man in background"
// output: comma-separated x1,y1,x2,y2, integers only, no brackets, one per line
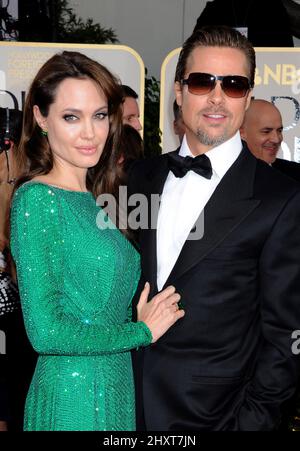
241,101,300,430
240,99,300,182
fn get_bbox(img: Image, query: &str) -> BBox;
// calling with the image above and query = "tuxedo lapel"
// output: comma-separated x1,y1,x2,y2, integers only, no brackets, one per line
164,148,261,286
140,152,175,294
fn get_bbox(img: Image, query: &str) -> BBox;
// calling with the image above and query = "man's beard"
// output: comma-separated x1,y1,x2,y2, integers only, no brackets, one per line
195,107,232,148
196,128,229,148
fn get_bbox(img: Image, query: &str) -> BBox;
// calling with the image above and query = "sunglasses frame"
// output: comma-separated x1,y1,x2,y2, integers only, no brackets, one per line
181,72,253,98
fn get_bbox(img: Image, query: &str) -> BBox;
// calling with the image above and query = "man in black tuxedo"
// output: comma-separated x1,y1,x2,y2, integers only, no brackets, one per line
240,98,300,182
129,26,300,431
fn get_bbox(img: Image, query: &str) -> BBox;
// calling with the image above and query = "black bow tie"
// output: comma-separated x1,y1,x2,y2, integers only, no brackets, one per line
167,152,212,179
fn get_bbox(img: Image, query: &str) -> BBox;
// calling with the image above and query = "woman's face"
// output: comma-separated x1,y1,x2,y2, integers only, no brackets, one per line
34,77,110,174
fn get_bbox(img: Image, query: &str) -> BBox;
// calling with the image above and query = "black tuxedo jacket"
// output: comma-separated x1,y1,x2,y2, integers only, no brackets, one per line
272,158,300,183
128,144,300,431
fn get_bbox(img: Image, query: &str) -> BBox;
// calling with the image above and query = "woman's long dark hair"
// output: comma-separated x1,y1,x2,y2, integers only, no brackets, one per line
13,51,133,235
15,50,124,200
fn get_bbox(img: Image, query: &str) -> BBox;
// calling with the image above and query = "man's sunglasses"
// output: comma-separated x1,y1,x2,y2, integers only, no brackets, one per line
181,72,253,98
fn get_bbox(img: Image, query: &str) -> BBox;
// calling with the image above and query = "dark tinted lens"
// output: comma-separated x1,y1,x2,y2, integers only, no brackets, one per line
187,73,215,95
222,76,250,98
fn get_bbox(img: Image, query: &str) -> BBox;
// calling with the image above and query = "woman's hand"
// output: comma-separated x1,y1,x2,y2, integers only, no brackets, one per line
137,282,185,343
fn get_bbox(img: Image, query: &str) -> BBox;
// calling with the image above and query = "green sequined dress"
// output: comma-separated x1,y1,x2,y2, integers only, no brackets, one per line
10,182,151,431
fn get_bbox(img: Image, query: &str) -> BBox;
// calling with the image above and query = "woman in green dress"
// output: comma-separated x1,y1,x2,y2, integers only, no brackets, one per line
9,51,184,431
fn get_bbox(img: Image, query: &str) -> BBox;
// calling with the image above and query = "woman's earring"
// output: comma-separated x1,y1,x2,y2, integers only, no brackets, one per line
41,129,48,136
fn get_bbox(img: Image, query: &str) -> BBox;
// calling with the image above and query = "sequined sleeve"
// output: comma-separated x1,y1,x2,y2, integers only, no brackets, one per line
10,184,152,355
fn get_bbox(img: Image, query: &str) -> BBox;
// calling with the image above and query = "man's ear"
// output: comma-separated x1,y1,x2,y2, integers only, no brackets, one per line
33,105,48,132
245,90,253,112
240,124,246,140
240,91,253,139
174,81,183,107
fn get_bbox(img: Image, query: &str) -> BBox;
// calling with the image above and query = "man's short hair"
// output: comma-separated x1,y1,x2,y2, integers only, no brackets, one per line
175,25,256,88
121,84,138,100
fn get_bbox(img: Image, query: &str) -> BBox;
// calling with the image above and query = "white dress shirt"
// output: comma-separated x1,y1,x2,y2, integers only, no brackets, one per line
156,131,243,290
